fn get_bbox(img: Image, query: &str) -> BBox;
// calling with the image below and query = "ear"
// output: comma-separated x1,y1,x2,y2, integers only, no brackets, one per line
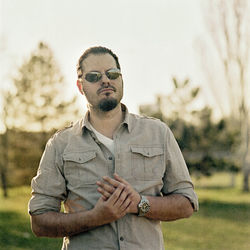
77,80,85,95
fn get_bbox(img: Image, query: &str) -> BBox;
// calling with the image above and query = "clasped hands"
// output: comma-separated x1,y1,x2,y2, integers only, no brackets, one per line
93,173,141,225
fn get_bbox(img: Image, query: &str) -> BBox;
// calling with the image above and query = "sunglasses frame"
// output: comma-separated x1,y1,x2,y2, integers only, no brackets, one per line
84,68,121,83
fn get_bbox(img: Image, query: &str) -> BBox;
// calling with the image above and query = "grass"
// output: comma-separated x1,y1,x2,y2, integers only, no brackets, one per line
0,173,250,250
162,173,250,250
0,186,61,250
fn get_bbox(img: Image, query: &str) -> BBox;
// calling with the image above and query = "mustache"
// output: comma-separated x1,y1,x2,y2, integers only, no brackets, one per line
97,86,116,94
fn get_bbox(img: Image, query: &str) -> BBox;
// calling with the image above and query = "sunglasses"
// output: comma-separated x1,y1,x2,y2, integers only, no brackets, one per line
84,68,121,83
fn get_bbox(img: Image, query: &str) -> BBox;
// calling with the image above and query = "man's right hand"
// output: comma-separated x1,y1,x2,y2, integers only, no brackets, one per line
31,182,132,238
92,182,132,225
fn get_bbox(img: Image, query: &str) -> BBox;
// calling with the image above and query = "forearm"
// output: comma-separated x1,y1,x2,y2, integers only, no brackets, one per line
97,175,194,221
145,194,194,221
31,209,100,238
31,184,132,238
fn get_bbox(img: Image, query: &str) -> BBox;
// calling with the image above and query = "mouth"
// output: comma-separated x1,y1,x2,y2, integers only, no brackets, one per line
97,87,116,95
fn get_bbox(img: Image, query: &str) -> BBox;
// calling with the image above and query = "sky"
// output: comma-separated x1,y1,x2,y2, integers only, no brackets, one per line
0,0,220,129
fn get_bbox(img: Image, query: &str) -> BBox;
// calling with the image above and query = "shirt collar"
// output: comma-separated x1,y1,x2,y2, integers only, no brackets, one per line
82,103,131,134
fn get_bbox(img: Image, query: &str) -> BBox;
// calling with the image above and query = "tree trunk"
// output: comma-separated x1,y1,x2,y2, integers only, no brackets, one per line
0,131,9,198
242,145,250,192
0,169,8,198
242,118,250,192
243,170,249,192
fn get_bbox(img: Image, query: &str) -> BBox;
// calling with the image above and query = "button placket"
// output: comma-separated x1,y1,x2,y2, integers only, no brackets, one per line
117,218,126,249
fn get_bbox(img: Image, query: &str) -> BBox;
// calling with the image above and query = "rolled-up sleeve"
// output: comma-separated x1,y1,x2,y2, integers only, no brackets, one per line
28,137,67,215
161,125,199,211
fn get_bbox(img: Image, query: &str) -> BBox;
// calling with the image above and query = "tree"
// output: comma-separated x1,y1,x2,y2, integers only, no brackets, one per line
0,90,12,197
140,77,200,122
198,0,250,191
0,41,81,197
8,42,79,133
139,78,239,180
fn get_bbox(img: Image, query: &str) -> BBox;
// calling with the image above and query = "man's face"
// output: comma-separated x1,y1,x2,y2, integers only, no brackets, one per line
77,53,123,112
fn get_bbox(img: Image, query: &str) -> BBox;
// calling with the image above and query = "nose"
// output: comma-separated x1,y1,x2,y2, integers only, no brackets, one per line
101,73,110,86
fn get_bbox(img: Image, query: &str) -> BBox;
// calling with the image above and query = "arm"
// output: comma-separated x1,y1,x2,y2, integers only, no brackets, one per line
97,174,194,221
143,194,193,221
31,183,131,238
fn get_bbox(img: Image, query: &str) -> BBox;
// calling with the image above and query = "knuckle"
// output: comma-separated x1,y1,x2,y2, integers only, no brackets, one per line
119,183,125,188
113,192,118,199
124,186,130,193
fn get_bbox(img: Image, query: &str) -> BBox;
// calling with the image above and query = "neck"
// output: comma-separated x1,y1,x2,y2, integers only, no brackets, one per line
88,104,123,139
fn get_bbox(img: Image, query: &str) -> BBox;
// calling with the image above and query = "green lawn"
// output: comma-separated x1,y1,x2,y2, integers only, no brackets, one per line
163,173,250,250
0,186,61,250
0,173,250,250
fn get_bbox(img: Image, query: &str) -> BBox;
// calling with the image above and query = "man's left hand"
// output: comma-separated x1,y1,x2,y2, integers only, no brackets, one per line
97,173,141,214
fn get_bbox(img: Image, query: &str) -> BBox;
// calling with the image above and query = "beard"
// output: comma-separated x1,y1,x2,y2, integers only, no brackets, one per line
98,97,118,112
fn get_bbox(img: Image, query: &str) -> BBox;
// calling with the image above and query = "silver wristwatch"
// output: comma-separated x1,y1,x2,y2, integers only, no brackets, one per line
137,196,150,216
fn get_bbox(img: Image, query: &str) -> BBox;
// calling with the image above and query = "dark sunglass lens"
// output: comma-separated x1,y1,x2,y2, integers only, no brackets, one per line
85,73,101,82
107,72,120,80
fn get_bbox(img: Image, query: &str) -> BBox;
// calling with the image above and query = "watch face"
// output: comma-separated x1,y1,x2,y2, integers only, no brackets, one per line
138,196,150,216
141,201,150,213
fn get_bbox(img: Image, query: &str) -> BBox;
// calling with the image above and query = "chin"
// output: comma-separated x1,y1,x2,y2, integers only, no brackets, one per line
98,98,118,112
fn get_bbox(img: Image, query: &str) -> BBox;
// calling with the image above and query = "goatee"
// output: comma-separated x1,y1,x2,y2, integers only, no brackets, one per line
98,98,118,112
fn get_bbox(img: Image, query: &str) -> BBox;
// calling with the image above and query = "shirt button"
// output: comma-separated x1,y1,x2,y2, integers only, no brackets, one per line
120,236,124,241
108,156,113,160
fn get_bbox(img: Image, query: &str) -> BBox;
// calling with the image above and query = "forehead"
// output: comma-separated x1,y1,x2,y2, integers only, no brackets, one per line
81,53,117,72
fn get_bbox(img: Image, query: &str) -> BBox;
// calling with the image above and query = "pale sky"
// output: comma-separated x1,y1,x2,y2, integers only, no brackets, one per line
1,0,218,129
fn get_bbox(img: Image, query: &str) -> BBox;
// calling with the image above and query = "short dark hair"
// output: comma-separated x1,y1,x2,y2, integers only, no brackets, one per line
76,46,121,79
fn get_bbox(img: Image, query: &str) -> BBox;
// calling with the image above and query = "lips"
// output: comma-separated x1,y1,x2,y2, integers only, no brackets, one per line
97,87,116,94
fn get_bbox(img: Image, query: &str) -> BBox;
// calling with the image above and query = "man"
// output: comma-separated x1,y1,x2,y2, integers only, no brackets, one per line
29,46,198,250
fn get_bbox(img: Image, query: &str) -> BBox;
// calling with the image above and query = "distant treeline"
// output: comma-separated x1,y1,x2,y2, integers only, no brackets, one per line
0,120,240,189
1,129,54,187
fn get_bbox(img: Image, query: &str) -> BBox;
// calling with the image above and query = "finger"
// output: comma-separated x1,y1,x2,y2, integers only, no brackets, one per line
97,187,111,200
121,196,132,212
116,185,132,208
114,186,129,207
102,176,121,188
113,174,133,196
108,183,125,204
114,173,129,186
97,181,115,194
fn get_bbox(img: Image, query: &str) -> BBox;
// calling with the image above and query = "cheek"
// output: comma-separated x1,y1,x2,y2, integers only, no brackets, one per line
82,86,97,100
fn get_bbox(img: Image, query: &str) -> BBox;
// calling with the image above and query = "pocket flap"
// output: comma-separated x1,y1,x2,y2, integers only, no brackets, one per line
130,146,163,157
63,151,96,163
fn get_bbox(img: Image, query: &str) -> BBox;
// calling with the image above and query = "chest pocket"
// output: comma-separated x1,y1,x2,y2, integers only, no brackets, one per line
63,150,107,186
130,145,164,180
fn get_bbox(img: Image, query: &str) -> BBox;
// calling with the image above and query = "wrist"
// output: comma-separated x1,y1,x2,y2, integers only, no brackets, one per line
132,193,141,214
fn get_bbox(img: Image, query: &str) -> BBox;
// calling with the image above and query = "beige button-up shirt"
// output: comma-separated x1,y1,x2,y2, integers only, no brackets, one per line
29,105,198,250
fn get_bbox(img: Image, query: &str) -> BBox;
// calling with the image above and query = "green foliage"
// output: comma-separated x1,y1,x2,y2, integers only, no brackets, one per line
0,41,81,194
1,130,55,186
5,41,79,132
167,108,240,176
139,78,240,177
